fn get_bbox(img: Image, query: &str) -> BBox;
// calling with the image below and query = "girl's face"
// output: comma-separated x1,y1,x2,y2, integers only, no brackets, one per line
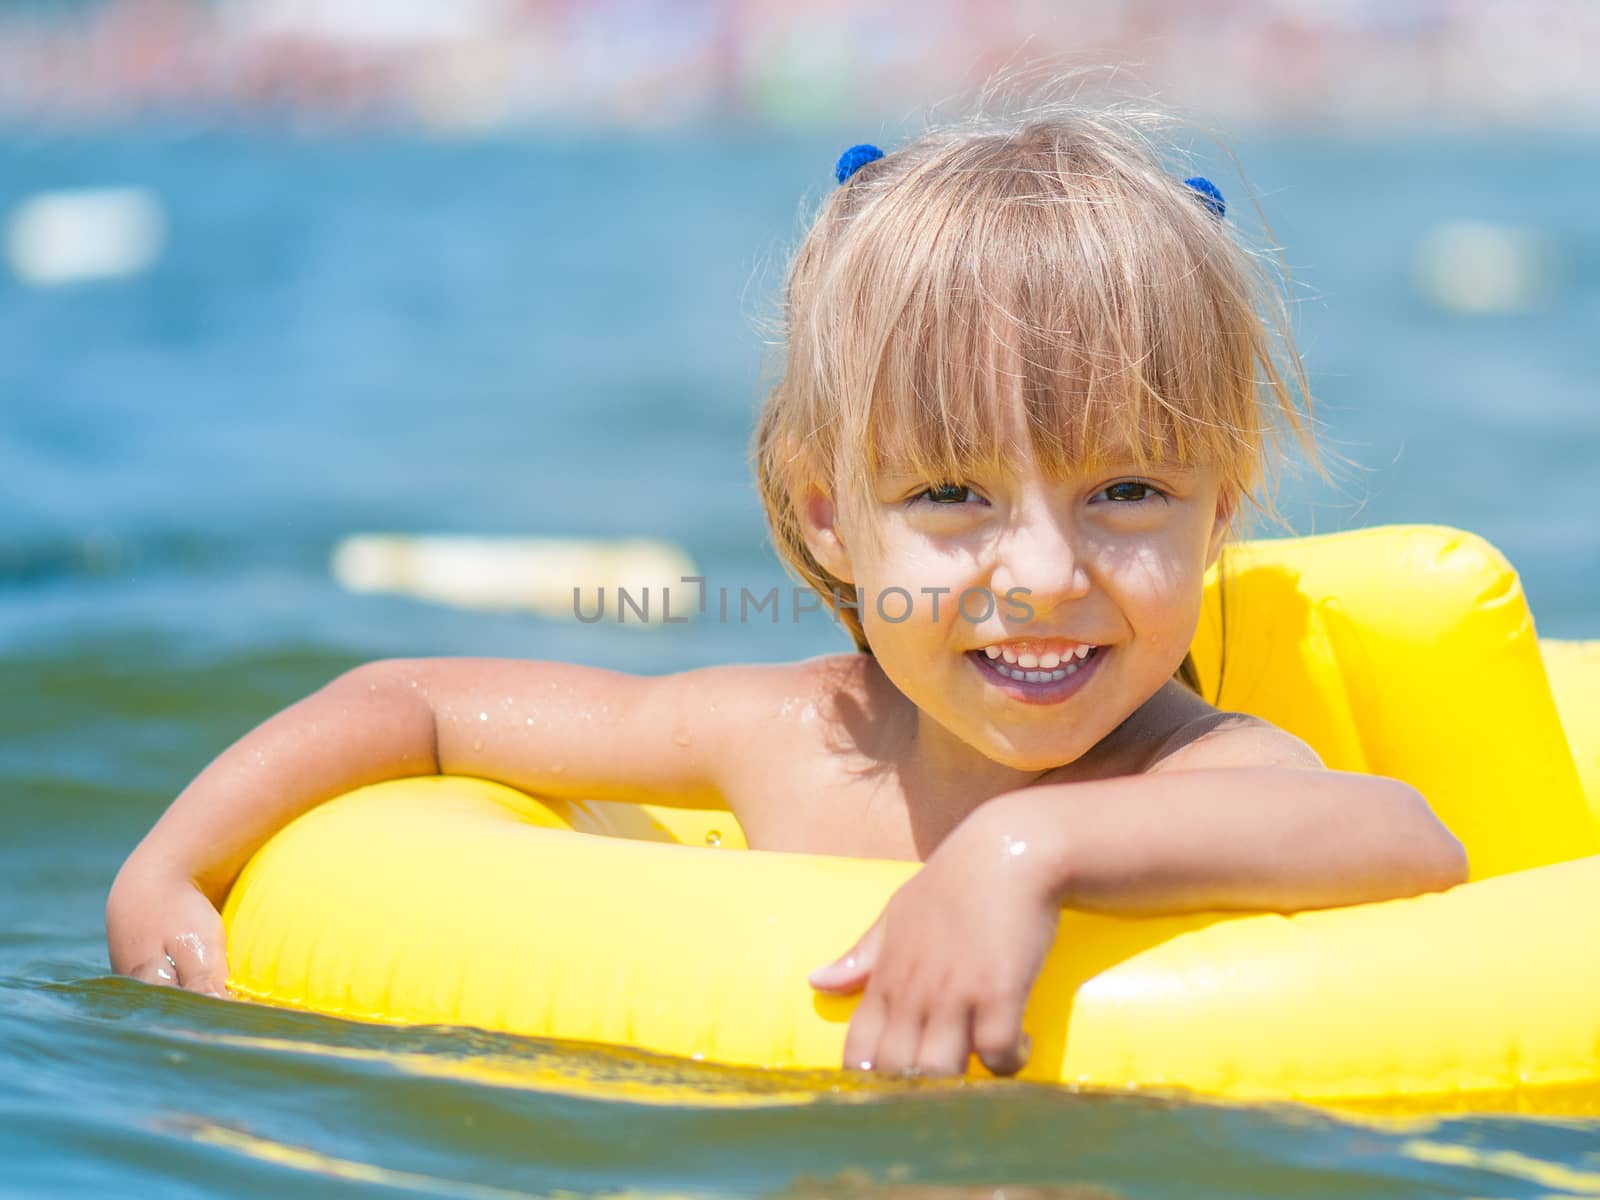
801,428,1231,774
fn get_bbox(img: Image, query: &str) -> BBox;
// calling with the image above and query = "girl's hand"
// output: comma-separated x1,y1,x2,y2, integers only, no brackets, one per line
806,803,1059,1078
106,861,232,998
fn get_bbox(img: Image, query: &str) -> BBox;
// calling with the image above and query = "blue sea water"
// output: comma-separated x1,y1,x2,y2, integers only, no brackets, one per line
1,125,1598,1197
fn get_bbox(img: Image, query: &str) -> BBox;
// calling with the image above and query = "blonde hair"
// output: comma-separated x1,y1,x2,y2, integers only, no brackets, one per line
751,90,1315,654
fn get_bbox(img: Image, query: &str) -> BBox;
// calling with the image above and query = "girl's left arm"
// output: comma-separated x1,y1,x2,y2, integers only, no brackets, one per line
809,719,1467,1079
1008,724,1469,915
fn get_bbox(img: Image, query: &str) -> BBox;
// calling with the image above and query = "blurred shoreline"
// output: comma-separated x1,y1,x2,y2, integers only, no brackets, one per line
3,0,1600,135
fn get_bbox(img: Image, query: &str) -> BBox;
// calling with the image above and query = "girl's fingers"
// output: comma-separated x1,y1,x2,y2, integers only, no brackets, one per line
807,951,871,993
128,951,180,987
809,913,885,993
971,994,1032,1078
867,994,926,1076
108,875,232,997
167,928,229,998
840,991,888,1072
912,1004,974,1078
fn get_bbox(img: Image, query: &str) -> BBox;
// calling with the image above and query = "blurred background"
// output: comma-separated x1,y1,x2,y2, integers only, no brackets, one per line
3,0,1598,671
4,3,1600,1197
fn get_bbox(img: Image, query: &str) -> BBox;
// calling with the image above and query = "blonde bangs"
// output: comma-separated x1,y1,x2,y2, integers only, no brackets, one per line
818,133,1280,506
751,93,1315,651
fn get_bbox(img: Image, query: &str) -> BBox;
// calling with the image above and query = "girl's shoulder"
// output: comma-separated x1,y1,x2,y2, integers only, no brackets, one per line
691,651,911,778
683,652,906,841
1143,695,1324,774
699,651,903,733
1066,678,1320,779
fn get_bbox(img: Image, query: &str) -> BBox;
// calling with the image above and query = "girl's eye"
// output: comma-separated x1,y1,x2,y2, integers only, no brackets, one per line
1098,480,1163,503
914,482,975,506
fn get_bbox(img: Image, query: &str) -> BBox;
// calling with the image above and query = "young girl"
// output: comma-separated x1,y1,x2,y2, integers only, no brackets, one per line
105,96,1468,1081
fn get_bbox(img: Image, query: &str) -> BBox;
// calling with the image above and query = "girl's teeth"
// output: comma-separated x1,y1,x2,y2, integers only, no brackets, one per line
974,643,1101,681
980,655,1083,684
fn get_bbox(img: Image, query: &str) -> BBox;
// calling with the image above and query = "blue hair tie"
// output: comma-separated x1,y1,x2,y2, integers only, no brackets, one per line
835,143,884,185
1183,176,1226,220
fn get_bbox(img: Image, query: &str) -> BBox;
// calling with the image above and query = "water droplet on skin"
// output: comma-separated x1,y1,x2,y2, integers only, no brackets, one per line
525,717,536,726
174,932,207,964
672,731,691,747
472,739,483,752
705,830,721,846
800,703,818,723
478,712,488,721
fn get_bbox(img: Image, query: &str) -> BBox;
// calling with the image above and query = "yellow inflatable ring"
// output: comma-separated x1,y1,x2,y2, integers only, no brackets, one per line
222,526,1600,1114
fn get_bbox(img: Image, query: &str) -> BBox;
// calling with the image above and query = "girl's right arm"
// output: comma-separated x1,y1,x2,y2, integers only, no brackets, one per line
106,655,762,994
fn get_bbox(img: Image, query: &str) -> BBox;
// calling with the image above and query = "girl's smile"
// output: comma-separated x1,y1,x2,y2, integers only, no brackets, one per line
798,410,1231,782
966,642,1105,706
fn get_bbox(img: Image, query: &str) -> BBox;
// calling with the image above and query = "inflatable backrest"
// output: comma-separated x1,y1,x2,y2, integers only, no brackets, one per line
1189,525,1597,879
1540,640,1600,826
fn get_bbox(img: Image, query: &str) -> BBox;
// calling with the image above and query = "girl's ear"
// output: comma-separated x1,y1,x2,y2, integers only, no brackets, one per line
797,483,856,585
1205,488,1236,570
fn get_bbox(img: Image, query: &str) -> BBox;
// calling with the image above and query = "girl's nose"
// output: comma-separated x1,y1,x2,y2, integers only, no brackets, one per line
991,512,1092,612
